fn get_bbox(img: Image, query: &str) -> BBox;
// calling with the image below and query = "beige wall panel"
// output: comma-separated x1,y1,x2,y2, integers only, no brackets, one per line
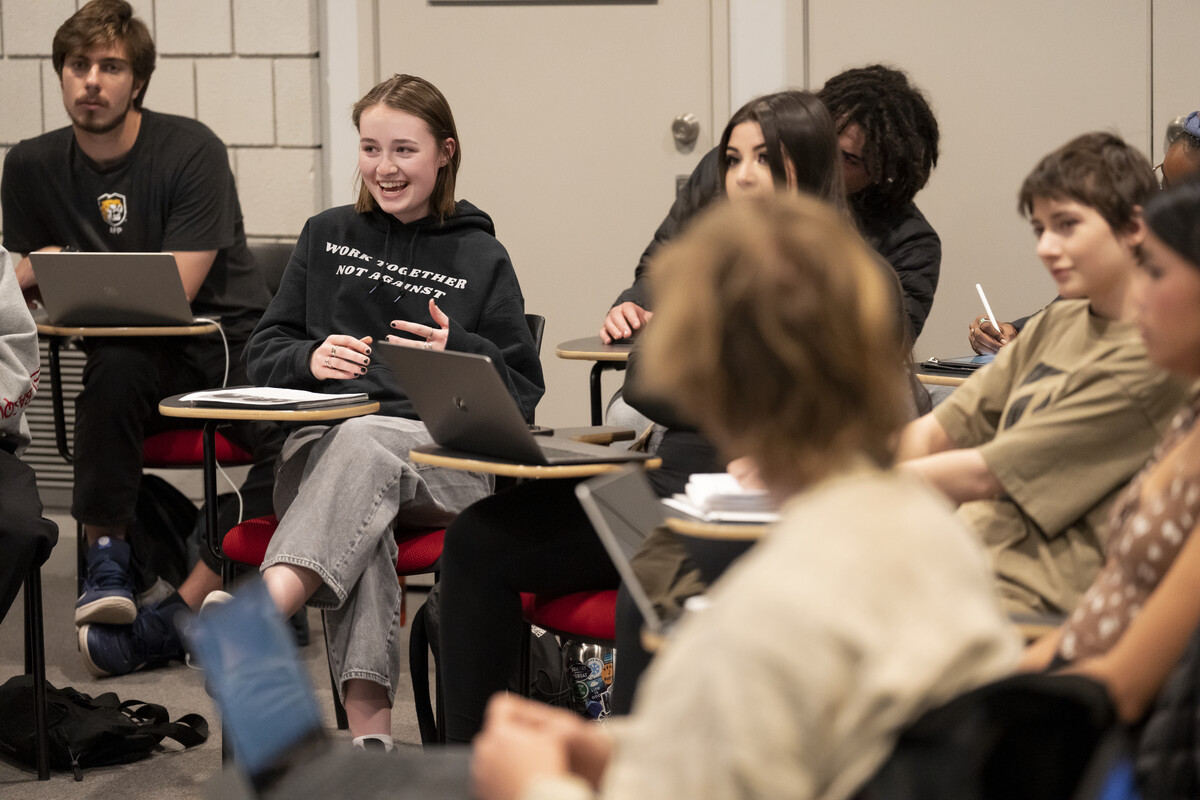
1151,0,1200,163
374,1,722,427
807,0,1150,361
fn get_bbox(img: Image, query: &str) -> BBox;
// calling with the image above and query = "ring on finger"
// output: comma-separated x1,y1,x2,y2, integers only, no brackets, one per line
329,344,337,356
422,341,433,351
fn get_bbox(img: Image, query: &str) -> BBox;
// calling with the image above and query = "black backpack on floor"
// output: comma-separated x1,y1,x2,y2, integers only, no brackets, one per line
0,676,208,780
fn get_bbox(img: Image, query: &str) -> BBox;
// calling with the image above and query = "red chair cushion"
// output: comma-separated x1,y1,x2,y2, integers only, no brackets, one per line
143,430,254,467
222,514,279,566
222,516,446,578
520,590,617,641
395,530,446,575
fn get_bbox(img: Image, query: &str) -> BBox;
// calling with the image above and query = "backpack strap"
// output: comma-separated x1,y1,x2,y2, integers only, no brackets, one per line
118,699,210,749
151,713,209,749
120,699,169,725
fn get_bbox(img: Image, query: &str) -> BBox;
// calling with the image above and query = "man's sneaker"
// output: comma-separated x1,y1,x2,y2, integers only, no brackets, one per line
75,536,137,626
78,595,188,677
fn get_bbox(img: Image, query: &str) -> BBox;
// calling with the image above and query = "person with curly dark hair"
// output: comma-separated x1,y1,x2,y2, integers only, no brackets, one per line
601,63,942,344
818,65,938,213
818,65,941,338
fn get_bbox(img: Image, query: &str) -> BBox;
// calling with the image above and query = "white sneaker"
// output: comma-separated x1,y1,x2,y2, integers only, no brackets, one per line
185,591,235,670
200,590,234,612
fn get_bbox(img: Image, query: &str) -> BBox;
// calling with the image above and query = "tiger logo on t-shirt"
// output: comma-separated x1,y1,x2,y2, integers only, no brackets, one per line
98,193,127,229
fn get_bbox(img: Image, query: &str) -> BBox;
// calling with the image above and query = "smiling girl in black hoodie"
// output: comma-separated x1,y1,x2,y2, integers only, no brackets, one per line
243,74,543,751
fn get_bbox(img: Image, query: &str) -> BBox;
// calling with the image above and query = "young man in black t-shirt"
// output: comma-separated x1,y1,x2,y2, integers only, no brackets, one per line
1,0,275,676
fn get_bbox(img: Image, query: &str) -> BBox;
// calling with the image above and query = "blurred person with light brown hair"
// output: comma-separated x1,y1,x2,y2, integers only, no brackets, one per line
471,193,1018,800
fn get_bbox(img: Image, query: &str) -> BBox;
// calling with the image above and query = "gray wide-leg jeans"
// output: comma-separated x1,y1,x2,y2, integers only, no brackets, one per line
262,416,491,703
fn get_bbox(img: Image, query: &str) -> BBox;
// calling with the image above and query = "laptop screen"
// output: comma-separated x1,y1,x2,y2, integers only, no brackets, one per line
30,252,196,326
576,467,669,633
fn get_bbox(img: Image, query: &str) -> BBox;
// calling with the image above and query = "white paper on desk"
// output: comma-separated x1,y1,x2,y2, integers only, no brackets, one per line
179,387,369,407
684,473,774,512
662,496,780,524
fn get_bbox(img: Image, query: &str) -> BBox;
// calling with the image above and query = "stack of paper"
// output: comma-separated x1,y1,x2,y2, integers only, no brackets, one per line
179,387,369,410
662,473,778,523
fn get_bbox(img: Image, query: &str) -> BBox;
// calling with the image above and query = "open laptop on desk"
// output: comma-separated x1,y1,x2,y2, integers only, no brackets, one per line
575,467,682,637
376,343,653,466
29,251,200,326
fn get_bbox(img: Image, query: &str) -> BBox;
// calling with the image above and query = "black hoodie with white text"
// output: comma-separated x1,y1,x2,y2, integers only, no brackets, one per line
245,201,544,419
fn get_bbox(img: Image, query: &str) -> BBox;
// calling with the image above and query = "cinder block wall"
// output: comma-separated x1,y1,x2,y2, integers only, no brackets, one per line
0,0,323,244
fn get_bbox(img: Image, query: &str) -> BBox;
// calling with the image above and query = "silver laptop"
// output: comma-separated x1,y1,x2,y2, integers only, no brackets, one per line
376,342,653,466
575,466,671,635
30,251,198,326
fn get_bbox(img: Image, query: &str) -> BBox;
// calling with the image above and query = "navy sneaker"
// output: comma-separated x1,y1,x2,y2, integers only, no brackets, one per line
78,595,188,677
75,536,137,626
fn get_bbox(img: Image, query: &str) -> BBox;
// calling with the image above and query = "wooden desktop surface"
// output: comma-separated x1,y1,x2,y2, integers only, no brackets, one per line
915,369,968,388
410,442,659,479
36,320,219,337
555,336,633,362
158,395,380,422
552,425,635,445
664,516,767,541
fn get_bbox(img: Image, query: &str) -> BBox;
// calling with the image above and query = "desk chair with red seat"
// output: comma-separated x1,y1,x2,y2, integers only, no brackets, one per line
43,243,294,595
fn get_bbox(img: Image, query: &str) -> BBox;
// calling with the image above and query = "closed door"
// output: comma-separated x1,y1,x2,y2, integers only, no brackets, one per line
374,0,726,425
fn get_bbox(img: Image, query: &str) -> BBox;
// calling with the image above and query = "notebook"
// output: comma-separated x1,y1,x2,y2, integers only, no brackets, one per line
575,466,671,635
30,251,199,326
178,386,370,410
376,343,653,466
921,353,994,375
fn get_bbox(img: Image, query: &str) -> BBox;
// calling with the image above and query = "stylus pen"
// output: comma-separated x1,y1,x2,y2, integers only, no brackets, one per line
975,283,999,329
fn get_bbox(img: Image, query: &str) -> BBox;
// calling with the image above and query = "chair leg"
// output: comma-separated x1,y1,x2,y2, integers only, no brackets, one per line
519,624,532,699
323,611,349,730
434,656,446,744
24,567,50,780
76,520,86,597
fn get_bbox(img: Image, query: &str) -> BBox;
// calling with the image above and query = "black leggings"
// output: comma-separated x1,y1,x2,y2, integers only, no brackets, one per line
438,431,720,741
438,479,620,742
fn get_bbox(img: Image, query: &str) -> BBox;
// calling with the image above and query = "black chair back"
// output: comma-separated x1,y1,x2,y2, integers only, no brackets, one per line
858,672,1131,800
248,242,294,296
525,313,546,356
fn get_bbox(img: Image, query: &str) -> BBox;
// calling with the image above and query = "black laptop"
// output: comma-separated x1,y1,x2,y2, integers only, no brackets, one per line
30,251,199,326
376,343,653,466
575,467,673,635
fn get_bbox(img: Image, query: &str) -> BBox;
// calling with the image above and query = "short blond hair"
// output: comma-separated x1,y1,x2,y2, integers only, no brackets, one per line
640,193,908,492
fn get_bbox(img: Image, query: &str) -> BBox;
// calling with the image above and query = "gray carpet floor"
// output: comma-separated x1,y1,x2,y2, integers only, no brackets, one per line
0,511,435,798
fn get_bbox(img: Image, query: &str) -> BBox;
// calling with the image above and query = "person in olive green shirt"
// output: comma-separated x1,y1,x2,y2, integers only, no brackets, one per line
899,132,1187,616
